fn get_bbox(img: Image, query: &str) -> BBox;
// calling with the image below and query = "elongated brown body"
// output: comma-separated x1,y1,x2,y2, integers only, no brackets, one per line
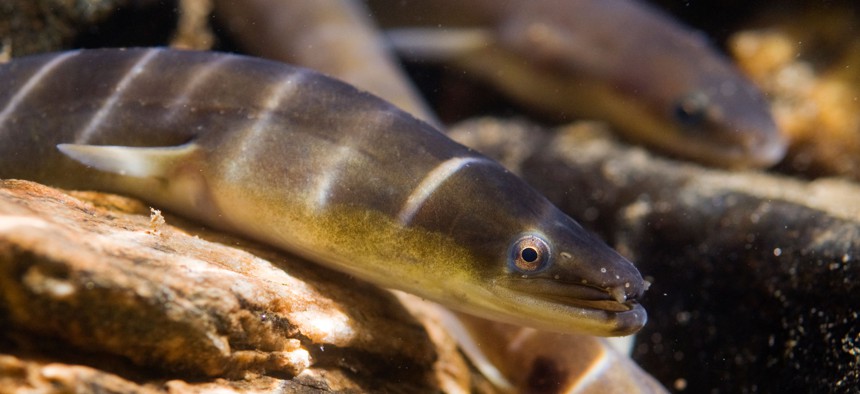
0,48,647,336
212,0,441,126
373,0,787,168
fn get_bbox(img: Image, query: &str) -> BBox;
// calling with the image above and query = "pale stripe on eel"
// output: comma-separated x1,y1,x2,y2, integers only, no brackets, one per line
398,156,491,225
241,69,304,138
76,48,162,143
164,55,234,121
224,70,305,181
311,144,355,210
0,50,80,131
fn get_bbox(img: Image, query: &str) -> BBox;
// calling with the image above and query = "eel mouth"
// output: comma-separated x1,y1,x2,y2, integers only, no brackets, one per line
511,276,644,305
530,280,642,313
560,297,639,313
500,277,648,335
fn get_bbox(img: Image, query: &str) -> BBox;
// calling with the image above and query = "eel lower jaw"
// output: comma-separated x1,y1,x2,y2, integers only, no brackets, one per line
534,286,642,313
671,128,787,168
706,139,787,168
519,276,645,305
499,279,648,335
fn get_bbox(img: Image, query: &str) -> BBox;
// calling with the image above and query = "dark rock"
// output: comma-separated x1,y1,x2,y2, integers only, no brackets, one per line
451,118,860,393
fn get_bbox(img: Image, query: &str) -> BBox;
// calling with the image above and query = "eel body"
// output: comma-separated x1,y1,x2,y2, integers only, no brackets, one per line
0,48,647,336
448,312,669,393
376,0,787,168
211,0,441,127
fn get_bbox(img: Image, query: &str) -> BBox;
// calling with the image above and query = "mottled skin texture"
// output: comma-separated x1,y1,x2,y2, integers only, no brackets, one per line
373,0,787,168
0,48,646,335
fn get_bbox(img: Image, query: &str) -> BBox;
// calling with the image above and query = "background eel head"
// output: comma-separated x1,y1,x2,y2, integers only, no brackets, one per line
495,0,788,168
610,40,789,169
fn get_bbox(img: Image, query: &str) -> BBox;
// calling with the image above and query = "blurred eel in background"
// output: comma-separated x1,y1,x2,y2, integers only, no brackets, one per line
212,0,441,127
372,0,787,168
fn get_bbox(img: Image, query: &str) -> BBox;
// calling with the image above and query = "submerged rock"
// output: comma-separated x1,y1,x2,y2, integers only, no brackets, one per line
0,179,472,392
451,118,860,393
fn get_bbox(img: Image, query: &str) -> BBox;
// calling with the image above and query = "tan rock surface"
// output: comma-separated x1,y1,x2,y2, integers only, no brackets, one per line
0,179,470,392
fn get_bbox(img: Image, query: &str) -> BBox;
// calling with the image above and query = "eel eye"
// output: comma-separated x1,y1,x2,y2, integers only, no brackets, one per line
673,92,709,127
509,234,551,273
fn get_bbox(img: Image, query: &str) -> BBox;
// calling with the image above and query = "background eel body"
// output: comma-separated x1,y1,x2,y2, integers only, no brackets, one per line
211,0,442,127
375,0,787,168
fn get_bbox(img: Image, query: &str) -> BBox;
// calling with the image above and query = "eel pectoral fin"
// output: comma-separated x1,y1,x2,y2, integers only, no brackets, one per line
57,142,216,216
385,27,495,61
57,142,200,178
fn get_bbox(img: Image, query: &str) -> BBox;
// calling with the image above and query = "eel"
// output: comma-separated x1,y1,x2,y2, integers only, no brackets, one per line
374,0,788,168
448,311,669,393
211,0,441,127
0,48,647,336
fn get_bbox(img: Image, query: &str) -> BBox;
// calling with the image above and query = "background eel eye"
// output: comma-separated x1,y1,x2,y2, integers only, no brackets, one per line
673,91,710,127
509,234,552,273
